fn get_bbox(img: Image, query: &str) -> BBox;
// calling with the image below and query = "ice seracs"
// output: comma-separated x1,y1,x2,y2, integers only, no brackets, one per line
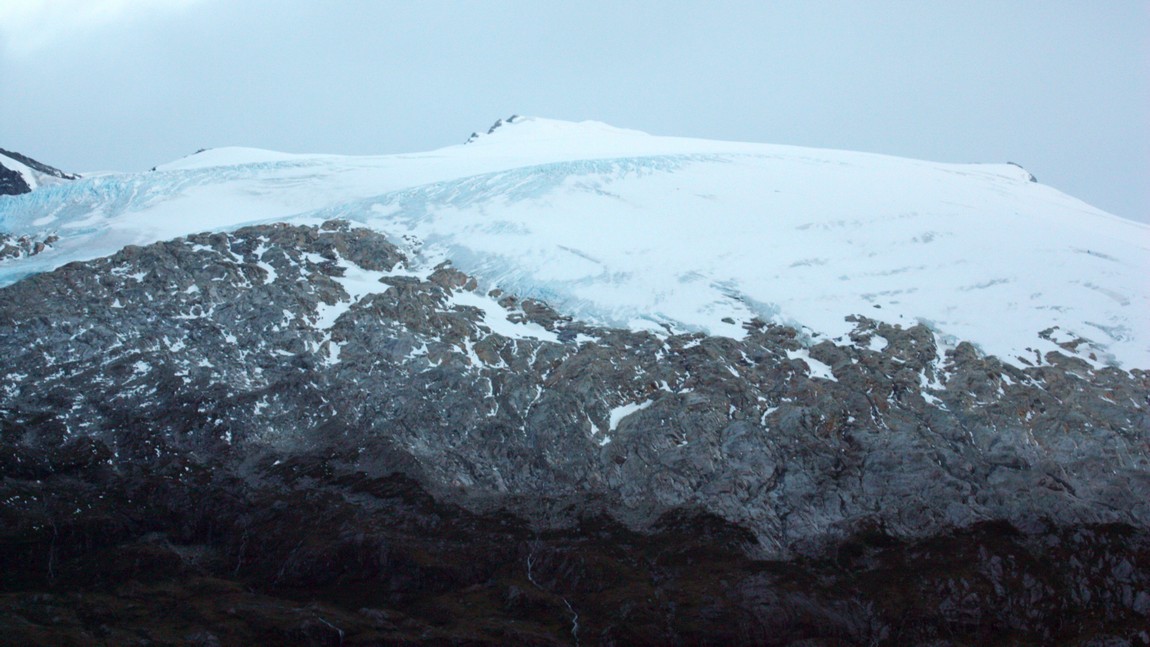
1,117,1147,369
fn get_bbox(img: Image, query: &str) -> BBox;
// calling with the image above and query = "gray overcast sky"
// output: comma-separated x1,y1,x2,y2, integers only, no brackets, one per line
2,0,1147,221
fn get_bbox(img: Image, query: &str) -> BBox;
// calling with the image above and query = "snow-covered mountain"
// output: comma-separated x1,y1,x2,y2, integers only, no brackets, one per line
2,116,1146,370
2,118,1149,643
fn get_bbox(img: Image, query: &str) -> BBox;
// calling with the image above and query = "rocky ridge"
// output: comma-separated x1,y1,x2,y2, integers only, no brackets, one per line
1,222,1148,644
0,148,78,196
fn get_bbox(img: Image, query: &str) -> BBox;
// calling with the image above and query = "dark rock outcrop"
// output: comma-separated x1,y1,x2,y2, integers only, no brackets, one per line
0,163,31,196
0,233,60,261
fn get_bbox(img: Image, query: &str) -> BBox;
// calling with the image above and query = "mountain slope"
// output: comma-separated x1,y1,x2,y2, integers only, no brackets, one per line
4,219,1146,535
1,221,1147,644
0,148,78,196
2,116,1147,369
2,119,1148,643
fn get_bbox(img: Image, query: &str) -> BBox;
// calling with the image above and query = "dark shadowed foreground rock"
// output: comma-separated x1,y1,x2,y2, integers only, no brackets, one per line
2,445,1149,646
1,223,1148,644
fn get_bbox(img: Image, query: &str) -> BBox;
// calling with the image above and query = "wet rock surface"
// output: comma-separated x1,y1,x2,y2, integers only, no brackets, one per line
1,222,1148,643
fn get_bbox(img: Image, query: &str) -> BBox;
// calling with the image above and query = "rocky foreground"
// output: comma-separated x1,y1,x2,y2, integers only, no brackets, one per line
1,223,1148,644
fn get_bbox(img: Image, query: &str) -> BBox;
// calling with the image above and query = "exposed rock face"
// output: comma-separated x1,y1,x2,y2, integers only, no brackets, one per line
1,222,1148,643
0,233,60,261
465,114,526,143
0,163,31,196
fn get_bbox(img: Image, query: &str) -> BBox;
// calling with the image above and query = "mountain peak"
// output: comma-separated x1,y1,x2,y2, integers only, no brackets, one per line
463,115,653,148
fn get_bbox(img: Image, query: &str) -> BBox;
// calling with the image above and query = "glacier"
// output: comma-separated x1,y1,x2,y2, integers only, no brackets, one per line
2,116,1147,368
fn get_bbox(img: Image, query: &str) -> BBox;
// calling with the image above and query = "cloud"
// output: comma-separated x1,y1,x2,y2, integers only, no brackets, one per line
0,0,202,56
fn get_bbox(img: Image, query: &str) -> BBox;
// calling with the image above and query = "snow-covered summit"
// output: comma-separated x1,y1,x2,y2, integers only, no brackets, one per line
153,147,327,171
1,117,1147,368
464,115,653,149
